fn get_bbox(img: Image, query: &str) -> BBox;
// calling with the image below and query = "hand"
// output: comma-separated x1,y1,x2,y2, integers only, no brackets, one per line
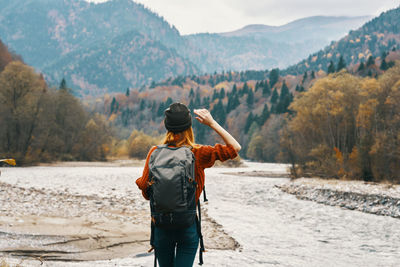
194,109,215,127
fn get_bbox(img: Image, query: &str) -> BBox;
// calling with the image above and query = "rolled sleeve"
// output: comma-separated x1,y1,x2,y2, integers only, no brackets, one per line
196,143,238,169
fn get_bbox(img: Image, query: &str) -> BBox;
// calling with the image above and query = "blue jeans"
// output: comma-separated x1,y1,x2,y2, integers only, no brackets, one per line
154,223,199,267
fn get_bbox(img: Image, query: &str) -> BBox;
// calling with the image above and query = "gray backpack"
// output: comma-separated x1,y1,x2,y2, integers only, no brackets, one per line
148,145,206,265
148,145,197,229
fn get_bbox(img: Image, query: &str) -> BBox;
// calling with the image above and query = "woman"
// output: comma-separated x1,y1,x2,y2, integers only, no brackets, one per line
136,102,241,267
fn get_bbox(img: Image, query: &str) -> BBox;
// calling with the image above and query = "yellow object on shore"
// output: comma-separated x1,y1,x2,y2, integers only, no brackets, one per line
0,159,16,166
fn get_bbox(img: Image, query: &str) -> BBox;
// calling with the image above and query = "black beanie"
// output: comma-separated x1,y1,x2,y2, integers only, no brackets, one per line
164,103,192,133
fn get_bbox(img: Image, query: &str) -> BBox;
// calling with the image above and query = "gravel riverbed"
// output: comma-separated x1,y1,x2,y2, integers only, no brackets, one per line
1,163,399,266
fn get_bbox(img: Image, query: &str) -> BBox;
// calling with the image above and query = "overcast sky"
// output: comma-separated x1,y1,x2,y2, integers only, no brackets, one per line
86,0,400,35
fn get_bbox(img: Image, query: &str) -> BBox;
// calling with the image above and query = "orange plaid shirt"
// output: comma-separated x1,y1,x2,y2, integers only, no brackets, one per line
136,143,238,201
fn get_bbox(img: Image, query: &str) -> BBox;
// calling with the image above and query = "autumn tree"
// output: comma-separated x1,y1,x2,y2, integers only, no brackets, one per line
0,61,46,163
128,130,161,159
73,114,110,161
283,71,363,178
247,116,284,162
283,63,400,182
0,61,112,164
0,40,13,72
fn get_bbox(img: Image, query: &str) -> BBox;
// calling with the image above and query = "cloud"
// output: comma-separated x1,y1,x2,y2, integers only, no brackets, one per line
86,0,399,34
224,0,399,23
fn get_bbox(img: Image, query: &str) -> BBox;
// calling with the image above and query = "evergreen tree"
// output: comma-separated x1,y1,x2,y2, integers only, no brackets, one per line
157,102,165,117
226,94,233,113
381,51,387,60
110,97,119,114
259,104,270,125
203,96,210,109
194,91,201,107
125,88,130,97
212,89,218,100
232,84,237,95
311,71,315,79
188,99,194,111
270,103,277,114
262,81,271,97
280,93,293,114
165,97,173,108
244,112,254,133
302,71,308,84
255,81,261,92
387,61,395,69
242,82,249,94
139,99,146,110
358,62,365,71
211,99,226,125
276,82,291,113
336,56,346,71
366,56,375,67
189,88,195,98
220,88,226,99
247,88,254,107
380,59,388,70
228,71,232,82
270,89,278,104
60,78,67,90
280,81,289,101
327,60,335,74
269,68,279,88
233,94,240,109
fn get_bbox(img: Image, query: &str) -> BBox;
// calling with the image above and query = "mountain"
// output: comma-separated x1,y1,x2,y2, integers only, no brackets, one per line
221,16,370,41
107,7,400,142
0,0,182,67
44,30,197,97
0,0,193,95
185,16,371,72
284,7,400,75
0,0,372,96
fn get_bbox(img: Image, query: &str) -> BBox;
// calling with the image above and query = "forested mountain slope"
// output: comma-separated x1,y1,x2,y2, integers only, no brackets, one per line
284,6,400,75
0,0,369,95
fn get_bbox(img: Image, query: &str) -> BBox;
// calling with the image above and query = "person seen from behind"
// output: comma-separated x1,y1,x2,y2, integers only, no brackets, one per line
136,102,241,267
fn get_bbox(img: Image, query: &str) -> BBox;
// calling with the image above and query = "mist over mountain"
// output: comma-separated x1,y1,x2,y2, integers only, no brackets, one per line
221,16,370,41
284,7,400,75
0,0,371,96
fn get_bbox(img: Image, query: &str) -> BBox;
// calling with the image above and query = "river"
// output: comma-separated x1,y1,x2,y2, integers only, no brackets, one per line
0,162,399,266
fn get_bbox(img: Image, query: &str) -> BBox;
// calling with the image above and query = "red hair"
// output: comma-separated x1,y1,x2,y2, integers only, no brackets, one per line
163,127,199,148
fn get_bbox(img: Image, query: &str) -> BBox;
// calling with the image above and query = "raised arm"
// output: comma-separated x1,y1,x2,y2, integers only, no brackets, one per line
194,109,241,152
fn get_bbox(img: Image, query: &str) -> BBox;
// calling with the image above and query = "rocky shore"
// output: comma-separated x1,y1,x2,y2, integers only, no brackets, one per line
278,178,400,219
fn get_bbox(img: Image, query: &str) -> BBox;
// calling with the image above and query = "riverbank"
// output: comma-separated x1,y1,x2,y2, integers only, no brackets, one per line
0,165,238,266
278,178,400,219
1,163,399,266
